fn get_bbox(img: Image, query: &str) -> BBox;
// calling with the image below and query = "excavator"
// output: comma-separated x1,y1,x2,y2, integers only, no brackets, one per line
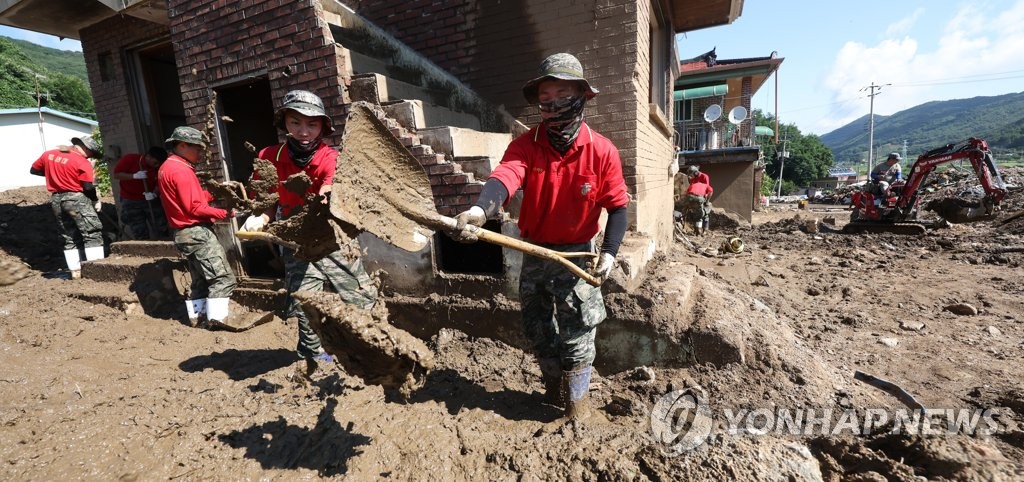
844,137,1007,235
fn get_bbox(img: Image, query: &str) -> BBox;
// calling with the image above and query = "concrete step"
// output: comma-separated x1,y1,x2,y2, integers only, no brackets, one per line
418,126,510,162
234,278,286,314
348,73,483,130
110,240,179,258
454,156,499,180
382,99,426,131
80,255,183,283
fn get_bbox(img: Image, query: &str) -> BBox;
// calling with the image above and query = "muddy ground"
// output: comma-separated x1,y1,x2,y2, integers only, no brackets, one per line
1,182,1023,480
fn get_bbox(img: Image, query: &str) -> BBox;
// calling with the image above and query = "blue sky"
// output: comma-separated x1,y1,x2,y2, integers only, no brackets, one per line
677,0,1024,135
0,25,81,51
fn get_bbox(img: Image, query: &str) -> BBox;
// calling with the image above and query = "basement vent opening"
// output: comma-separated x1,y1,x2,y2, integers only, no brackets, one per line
435,219,504,275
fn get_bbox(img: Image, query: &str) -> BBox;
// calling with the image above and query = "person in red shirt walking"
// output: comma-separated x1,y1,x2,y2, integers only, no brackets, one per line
29,134,106,276
240,90,377,371
682,165,713,235
158,126,236,328
112,146,169,239
451,53,629,423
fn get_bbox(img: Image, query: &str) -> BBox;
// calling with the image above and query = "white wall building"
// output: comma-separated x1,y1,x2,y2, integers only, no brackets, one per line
1,107,98,192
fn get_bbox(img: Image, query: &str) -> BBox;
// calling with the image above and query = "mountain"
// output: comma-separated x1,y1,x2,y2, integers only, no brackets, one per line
0,36,93,117
1,36,88,83
820,92,1024,164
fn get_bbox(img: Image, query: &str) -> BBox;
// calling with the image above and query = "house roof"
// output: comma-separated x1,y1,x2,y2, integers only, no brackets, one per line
0,107,98,127
675,49,783,99
0,0,167,40
670,0,744,33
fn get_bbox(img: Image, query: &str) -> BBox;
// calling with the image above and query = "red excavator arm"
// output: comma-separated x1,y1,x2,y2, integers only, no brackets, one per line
896,137,1006,216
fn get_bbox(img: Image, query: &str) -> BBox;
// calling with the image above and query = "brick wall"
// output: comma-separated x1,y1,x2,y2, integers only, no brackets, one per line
341,0,678,246
80,16,169,158
166,0,350,180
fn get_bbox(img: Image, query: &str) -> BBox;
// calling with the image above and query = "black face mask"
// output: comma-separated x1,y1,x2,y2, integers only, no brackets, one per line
541,95,586,154
286,136,322,168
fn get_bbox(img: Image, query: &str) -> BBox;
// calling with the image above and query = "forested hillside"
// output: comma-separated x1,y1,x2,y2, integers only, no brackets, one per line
821,92,1024,164
0,36,93,118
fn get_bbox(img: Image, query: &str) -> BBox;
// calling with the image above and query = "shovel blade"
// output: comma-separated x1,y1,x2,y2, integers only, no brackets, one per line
332,102,437,252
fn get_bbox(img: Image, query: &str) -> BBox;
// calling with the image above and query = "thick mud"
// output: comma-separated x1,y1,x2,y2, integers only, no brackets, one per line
1,171,1023,479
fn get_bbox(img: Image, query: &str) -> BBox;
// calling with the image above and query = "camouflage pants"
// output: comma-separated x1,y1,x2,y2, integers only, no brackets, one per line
284,249,377,358
519,241,607,370
120,199,169,240
50,192,103,250
173,225,236,300
682,194,709,225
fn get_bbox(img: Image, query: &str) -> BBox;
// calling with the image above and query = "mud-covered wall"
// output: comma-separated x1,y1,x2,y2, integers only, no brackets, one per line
340,0,679,249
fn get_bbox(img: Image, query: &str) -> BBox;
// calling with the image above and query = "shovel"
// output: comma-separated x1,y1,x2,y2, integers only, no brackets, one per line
331,102,604,287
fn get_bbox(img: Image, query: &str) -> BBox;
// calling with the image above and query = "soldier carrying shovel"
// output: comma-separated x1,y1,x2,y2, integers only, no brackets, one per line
450,53,629,424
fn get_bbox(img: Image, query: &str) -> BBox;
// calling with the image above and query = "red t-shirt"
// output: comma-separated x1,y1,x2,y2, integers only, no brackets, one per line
488,122,629,244
255,143,336,217
113,153,159,201
157,155,228,229
30,148,94,193
686,181,713,197
689,172,711,186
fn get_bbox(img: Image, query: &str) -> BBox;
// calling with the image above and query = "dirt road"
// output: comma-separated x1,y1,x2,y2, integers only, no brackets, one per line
1,184,1022,480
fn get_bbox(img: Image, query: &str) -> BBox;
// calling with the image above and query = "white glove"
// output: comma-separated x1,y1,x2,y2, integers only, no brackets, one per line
241,214,269,232
94,201,102,212
143,192,157,201
590,252,616,279
132,171,148,180
449,206,486,243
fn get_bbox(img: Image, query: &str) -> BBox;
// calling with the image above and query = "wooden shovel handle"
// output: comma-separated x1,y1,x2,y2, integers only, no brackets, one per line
432,215,604,287
235,230,299,250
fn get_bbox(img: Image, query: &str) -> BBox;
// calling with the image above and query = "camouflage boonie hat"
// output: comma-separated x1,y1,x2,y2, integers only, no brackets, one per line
71,134,101,155
522,53,599,104
273,90,336,135
164,126,208,149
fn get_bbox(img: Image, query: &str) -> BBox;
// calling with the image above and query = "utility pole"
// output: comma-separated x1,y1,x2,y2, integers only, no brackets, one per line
775,128,789,197
861,82,889,175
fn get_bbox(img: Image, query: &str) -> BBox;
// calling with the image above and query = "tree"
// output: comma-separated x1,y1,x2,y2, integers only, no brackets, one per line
754,109,833,187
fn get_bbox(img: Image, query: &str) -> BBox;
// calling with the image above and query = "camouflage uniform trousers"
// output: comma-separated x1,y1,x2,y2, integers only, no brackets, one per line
284,249,378,359
120,199,169,240
173,225,236,300
519,241,607,370
50,191,103,251
681,194,709,230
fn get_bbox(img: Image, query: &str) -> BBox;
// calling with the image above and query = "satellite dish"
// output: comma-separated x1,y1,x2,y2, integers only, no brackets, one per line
702,104,722,123
728,106,747,125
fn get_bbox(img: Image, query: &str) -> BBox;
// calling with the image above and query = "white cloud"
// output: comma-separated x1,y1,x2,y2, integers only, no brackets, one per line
817,0,1024,134
884,8,924,38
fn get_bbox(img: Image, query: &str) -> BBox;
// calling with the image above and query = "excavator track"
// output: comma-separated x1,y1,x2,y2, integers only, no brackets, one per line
841,222,927,235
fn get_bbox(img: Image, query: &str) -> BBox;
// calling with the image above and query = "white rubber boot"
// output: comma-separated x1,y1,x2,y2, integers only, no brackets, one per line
206,298,230,324
185,298,207,327
84,245,105,261
63,249,81,271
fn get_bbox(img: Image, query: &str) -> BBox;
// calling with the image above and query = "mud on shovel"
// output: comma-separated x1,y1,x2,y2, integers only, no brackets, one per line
331,102,605,287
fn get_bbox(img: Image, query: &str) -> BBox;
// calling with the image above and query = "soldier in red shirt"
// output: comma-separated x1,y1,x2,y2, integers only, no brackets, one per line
451,53,629,423
29,134,106,276
682,165,713,235
112,146,169,239
240,90,377,370
158,126,236,328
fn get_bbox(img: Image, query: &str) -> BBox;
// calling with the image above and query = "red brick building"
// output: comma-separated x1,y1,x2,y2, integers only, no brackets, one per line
2,0,744,294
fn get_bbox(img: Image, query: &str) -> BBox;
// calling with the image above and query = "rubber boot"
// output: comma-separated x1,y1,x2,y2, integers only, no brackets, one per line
538,357,564,407
206,298,230,329
83,245,105,261
63,249,81,278
185,298,207,327
563,365,606,423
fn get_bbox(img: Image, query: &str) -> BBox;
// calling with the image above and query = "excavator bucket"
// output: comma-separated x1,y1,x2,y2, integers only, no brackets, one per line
925,197,998,223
